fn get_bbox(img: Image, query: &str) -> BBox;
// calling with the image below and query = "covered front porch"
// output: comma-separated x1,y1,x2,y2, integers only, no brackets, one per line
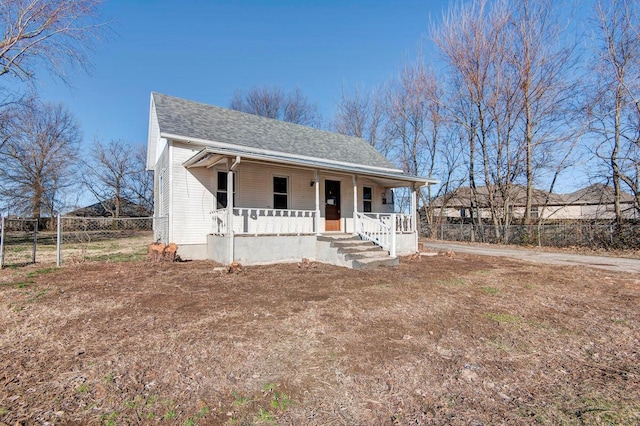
184,148,431,266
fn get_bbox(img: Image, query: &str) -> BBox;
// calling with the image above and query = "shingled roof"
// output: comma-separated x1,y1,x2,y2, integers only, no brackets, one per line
151,92,399,172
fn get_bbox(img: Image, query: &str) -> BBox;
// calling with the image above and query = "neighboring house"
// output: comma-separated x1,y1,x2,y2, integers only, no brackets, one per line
67,198,152,217
146,93,436,267
433,184,638,221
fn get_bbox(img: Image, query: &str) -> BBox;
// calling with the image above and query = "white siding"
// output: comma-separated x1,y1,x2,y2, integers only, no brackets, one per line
217,162,317,210
171,142,215,244
146,100,160,170
153,144,170,218
357,178,395,214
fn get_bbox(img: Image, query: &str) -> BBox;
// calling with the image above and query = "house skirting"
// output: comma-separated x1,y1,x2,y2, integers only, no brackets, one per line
176,243,208,260
205,233,417,266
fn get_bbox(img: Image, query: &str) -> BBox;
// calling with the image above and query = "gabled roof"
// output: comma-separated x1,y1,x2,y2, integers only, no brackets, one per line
147,93,438,186
562,183,635,205
150,92,400,172
433,184,636,208
433,185,564,207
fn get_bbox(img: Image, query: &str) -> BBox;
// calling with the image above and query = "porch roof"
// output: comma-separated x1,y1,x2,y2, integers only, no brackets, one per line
183,146,436,187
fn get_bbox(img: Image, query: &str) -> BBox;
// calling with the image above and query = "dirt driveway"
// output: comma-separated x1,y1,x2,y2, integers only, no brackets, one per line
1,254,639,425
422,241,640,274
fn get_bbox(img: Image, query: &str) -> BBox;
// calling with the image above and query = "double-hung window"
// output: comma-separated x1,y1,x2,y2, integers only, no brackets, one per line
273,176,288,209
217,171,235,209
363,186,372,213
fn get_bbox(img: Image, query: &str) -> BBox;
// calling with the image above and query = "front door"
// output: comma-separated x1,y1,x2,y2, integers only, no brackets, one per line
325,180,341,231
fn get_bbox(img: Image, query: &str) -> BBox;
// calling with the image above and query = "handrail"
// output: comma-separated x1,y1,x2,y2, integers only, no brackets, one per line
363,213,414,233
211,208,228,235
356,212,396,257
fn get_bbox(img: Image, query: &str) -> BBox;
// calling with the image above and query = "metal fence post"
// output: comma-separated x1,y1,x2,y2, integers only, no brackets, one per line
32,219,38,264
56,214,61,267
0,216,5,269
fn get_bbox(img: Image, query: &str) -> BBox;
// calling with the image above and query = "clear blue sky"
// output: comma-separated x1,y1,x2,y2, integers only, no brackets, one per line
34,0,450,147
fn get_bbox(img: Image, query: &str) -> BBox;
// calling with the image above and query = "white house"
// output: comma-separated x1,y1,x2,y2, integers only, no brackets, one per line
147,93,436,268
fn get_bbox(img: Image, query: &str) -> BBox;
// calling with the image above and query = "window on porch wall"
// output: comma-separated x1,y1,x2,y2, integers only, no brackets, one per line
363,186,372,212
273,176,288,209
216,171,236,209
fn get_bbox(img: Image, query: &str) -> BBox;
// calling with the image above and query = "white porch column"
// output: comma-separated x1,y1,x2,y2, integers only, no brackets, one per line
391,213,397,258
352,175,358,235
227,169,235,264
314,170,320,235
412,184,418,253
227,156,241,264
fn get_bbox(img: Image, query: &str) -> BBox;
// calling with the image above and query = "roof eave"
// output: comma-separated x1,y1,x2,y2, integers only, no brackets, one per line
163,132,405,175
183,147,437,186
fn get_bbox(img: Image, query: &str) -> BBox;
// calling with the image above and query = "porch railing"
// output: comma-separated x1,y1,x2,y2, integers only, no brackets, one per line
356,212,396,257
364,213,414,233
211,208,316,235
212,209,228,234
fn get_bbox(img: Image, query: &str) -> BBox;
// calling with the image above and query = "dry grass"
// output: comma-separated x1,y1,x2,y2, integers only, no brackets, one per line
0,254,639,425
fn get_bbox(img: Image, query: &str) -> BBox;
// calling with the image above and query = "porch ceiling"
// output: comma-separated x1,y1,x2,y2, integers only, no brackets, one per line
183,147,438,188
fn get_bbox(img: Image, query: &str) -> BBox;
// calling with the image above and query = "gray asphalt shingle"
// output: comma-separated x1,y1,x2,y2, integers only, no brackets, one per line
152,92,400,171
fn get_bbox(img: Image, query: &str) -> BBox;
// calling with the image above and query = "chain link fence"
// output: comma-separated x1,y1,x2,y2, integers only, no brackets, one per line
0,218,39,267
56,216,168,265
0,216,168,268
424,222,640,249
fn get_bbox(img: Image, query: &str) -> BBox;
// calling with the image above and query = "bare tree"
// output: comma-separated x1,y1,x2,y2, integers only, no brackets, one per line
282,87,323,128
0,99,80,218
0,93,32,149
385,58,451,213
0,0,106,84
332,83,387,154
129,143,154,215
509,0,579,223
230,86,322,127
588,0,640,223
84,139,141,218
432,0,580,241
433,0,517,238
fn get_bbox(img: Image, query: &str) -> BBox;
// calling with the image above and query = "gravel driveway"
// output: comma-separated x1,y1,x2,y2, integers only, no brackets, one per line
422,241,640,274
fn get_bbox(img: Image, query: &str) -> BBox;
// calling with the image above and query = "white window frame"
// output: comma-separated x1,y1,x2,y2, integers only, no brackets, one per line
216,170,236,209
272,175,289,210
362,186,373,213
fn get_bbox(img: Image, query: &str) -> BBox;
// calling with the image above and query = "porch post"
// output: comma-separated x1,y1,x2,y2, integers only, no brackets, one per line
391,213,397,258
352,175,358,235
227,169,235,264
314,170,320,235
412,184,418,253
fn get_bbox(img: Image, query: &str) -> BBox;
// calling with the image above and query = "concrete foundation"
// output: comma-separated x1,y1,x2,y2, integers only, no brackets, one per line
176,243,208,260
204,232,417,266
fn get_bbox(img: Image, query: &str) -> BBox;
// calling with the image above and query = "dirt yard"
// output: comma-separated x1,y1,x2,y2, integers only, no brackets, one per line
0,254,638,425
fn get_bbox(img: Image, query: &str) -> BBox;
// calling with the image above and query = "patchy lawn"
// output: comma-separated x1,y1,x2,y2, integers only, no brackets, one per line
0,254,639,425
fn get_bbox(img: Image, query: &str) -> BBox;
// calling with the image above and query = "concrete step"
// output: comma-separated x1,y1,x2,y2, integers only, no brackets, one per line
345,251,391,260
352,256,399,269
330,240,375,248
317,233,397,269
316,235,360,243
337,245,383,254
